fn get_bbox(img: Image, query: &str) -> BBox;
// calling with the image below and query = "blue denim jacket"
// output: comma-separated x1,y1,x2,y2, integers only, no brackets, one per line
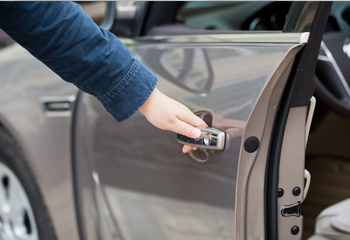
0,1,158,122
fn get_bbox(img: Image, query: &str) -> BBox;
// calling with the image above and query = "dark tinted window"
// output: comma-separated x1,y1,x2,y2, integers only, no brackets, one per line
176,1,292,31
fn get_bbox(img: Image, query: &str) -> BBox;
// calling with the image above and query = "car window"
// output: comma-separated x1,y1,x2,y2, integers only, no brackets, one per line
76,1,107,26
176,1,292,31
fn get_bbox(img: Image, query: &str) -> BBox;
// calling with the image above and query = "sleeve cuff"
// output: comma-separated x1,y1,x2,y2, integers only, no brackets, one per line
99,58,158,122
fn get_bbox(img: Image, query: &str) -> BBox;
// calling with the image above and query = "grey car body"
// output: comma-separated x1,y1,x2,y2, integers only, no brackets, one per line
1,1,350,240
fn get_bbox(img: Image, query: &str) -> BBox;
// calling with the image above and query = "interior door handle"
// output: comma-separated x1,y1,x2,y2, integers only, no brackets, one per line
174,127,230,151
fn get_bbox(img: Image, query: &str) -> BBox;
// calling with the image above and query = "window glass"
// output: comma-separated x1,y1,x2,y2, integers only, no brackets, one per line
176,1,292,31
77,1,108,26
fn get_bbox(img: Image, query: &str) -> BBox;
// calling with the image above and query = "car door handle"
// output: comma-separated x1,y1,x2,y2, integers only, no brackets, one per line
174,127,230,151
40,95,76,111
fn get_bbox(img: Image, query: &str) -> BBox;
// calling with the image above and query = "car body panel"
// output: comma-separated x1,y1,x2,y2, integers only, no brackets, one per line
235,44,304,239
73,32,306,239
0,1,335,240
277,106,308,239
0,44,80,240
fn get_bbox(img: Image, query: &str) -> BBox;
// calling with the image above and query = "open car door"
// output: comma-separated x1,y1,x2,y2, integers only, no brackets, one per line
73,2,331,240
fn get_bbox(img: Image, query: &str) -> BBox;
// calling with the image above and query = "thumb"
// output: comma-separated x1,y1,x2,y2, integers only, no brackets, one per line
171,120,203,138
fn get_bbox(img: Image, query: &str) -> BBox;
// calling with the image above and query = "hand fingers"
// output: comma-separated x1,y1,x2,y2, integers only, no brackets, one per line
176,107,208,129
182,145,197,153
170,120,204,139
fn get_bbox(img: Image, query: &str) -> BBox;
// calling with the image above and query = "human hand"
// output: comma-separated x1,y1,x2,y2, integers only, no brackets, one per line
139,88,207,153
183,118,247,155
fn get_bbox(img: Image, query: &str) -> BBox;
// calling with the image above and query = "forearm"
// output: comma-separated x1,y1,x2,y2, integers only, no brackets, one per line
0,1,157,122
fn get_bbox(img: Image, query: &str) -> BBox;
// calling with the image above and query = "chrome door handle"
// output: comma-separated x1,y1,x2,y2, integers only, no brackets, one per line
174,127,230,151
40,95,76,111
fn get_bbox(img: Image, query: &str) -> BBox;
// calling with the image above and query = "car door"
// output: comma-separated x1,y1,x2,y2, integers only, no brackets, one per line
72,2,331,240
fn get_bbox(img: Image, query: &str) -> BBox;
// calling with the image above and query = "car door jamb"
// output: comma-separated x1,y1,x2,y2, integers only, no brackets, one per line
265,2,332,240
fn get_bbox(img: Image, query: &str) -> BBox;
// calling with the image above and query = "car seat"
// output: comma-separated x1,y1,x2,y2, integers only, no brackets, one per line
308,198,350,240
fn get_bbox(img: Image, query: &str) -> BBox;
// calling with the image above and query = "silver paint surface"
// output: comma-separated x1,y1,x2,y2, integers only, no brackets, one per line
0,44,79,240
0,2,319,240
0,39,306,240
131,32,309,44
235,44,303,239
74,41,297,240
278,106,307,240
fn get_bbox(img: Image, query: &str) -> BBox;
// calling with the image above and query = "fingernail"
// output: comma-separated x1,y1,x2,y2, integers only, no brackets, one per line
191,128,201,138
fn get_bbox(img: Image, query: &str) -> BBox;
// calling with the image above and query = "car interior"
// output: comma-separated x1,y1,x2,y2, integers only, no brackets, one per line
1,1,350,239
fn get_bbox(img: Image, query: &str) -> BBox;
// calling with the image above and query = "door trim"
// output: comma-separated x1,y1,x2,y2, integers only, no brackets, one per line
119,32,310,45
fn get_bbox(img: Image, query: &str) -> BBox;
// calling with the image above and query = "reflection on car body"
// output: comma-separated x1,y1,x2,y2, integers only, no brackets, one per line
2,1,350,240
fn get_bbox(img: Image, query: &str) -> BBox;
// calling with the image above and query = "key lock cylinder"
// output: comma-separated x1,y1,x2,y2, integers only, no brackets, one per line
175,110,230,162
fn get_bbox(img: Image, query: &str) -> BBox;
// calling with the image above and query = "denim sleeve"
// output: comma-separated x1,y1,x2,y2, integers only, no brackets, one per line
0,1,158,122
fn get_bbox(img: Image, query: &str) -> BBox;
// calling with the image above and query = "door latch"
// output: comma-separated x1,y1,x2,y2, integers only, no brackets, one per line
281,202,301,217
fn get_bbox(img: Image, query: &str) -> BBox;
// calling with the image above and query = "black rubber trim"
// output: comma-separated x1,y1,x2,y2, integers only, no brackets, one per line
290,2,333,108
70,91,86,240
265,58,297,240
244,137,260,153
0,128,58,240
265,2,332,240
139,2,152,37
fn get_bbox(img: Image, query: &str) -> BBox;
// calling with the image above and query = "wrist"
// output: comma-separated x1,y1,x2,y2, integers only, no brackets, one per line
139,87,159,116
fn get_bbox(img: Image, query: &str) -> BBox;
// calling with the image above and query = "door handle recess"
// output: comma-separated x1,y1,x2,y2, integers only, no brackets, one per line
174,127,230,151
